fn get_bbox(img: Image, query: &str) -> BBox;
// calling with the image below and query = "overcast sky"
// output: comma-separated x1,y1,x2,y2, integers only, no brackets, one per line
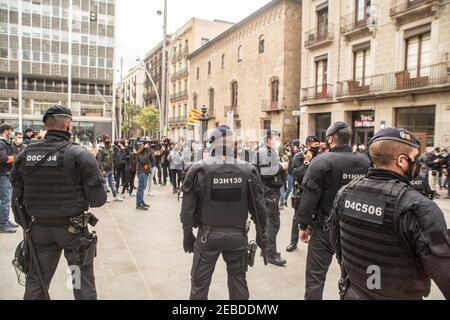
116,0,271,79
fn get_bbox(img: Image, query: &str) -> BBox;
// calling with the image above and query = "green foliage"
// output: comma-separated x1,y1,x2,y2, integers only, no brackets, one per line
134,106,160,134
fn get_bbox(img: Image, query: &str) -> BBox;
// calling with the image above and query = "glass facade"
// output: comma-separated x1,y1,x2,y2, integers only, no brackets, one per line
0,0,115,138
396,106,435,150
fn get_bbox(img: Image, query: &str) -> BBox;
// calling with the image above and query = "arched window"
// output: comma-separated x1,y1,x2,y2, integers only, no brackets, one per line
271,78,279,108
209,88,215,112
237,45,242,62
231,81,238,108
208,61,211,75
259,35,265,54
221,54,225,69
193,93,198,109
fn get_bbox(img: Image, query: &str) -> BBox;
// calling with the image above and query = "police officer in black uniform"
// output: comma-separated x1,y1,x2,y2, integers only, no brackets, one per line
298,122,370,300
287,136,321,252
330,128,450,300
410,174,434,199
181,125,267,300
253,130,288,266
10,105,107,300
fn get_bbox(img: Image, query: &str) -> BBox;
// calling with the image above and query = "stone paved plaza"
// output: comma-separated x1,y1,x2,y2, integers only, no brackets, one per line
0,185,448,300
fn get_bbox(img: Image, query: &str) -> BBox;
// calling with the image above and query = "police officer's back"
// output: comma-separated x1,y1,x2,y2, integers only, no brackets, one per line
330,128,450,300
297,122,370,300
10,105,107,300
180,125,267,300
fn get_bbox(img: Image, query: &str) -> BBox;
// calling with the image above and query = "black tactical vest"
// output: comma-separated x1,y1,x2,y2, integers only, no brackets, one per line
315,149,369,216
22,140,88,217
198,159,252,228
338,178,431,298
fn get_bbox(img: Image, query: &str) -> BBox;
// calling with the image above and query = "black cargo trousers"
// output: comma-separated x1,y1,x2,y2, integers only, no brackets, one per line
24,223,97,300
264,188,281,258
190,226,249,300
305,216,334,300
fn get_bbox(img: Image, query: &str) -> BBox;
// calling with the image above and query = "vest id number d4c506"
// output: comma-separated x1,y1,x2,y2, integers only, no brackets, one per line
342,193,386,225
25,152,59,167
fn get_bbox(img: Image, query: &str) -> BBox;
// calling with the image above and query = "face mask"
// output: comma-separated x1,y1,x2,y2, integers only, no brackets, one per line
8,131,15,139
398,154,421,181
272,141,281,151
311,147,320,157
16,138,23,145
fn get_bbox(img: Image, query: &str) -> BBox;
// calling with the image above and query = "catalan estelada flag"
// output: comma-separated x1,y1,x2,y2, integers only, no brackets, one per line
187,108,202,126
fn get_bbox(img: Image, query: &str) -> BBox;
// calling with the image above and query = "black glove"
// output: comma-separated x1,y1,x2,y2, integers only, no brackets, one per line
183,229,196,254
256,233,268,251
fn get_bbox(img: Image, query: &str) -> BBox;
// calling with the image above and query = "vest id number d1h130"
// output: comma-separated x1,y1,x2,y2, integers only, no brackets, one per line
25,151,59,167
342,193,386,225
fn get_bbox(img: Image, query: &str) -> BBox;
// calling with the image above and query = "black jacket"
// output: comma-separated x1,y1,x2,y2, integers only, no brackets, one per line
10,131,107,223
297,145,370,228
0,137,14,176
330,168,450,300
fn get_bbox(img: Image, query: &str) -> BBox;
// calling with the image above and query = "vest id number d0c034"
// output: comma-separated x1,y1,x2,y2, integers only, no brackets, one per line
342,193,386,225
25,152,59,167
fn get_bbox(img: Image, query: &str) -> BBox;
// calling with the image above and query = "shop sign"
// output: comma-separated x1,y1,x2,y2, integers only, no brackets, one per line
354,114,375,128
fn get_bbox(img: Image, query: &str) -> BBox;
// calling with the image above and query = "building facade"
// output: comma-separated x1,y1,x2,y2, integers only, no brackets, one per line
188,0,302,143
143,40,164,108
299,0,450,150
0,0,116,142
168,18,234,141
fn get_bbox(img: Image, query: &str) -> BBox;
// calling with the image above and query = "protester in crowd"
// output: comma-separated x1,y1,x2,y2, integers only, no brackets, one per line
0,123,18,234
11,132,25,156
153,146,162,185
168,143,184,194
96,133,123,202
147,143,158,196
278,142,290,211
23,128,35,145
160,138,171,186
279,140,300,210
114,140,128,194
135,141,154,211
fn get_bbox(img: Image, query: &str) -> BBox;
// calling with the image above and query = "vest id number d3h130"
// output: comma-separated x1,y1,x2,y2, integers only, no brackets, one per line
342,193,386,225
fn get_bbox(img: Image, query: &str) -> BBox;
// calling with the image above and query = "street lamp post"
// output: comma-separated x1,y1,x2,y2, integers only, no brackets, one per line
137,57,162,138
199,105,210,149
160,0,168,138
96,89,117,140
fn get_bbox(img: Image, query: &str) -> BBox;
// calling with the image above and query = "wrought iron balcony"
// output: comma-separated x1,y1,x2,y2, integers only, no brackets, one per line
340,10,374,40
261,100,285,113
390,0,441,25
304,23,334,49
336,61,450,99
301,84,334,103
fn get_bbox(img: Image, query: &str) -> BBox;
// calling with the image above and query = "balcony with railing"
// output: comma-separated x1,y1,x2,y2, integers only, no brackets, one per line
168,116,188,126
261,99,285,113
224,105,239,117
301,84,334,103
340,10,374,40
304,23,334,49
390,0,441,25
336,61,450,99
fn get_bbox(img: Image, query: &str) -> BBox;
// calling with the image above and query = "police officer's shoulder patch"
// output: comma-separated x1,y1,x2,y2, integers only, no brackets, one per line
342,192,386,225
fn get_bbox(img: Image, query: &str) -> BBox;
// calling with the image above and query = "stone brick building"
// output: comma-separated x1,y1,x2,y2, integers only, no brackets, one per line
188,0,302,143
299,0,450,150
167,18,233,141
